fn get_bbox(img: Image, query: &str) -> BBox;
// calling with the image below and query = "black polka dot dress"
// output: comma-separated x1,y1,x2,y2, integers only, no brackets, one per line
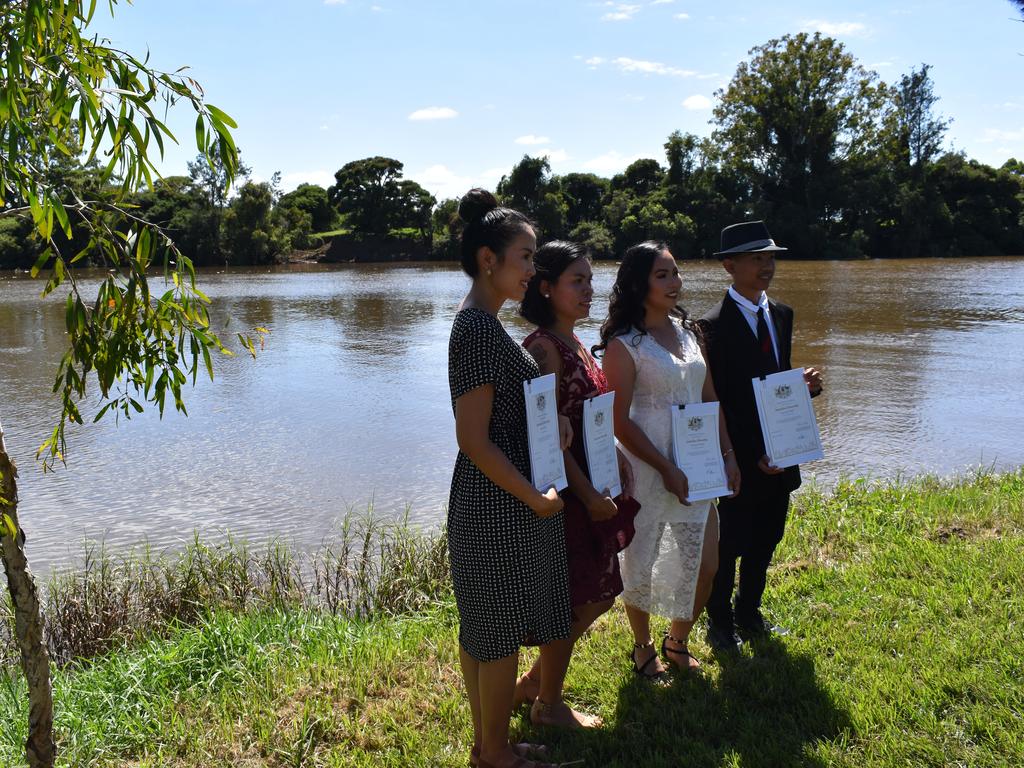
447,307,571,662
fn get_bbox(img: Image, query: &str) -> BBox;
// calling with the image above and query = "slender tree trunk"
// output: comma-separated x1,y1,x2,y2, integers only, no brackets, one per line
0,417,56,768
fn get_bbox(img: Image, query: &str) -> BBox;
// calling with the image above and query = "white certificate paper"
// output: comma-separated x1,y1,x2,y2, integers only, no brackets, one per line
752,368,825,469
582,391,622,499
523,374,569,492
670,401,731,502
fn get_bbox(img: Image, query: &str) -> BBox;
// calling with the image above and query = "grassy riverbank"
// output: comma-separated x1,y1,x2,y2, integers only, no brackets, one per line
1,470,1022,767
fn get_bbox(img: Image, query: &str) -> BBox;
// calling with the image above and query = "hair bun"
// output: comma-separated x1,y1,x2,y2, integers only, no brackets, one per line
458,188,499,225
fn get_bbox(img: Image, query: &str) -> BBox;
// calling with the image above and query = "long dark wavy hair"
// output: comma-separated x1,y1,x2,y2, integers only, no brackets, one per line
592,240,700,357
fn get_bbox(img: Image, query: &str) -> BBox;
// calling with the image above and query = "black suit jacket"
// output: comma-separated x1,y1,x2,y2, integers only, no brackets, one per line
700,292,801,495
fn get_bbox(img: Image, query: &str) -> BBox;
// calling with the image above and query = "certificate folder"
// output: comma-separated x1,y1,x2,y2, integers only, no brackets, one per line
582,391,622,499
523,374,569,492
751,368,824,469
670,401,731,503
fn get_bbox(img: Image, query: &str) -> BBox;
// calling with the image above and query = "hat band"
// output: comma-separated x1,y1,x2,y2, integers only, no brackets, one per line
725,238,775,252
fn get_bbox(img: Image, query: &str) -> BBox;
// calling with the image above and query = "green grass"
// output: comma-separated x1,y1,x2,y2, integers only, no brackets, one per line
1,470,1021,767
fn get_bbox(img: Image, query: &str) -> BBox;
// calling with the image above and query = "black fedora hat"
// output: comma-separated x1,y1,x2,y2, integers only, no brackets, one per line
714,220,787,258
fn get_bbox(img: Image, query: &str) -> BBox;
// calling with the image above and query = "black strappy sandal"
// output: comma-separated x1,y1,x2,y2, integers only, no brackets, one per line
661,633,701,671
630,640,670,682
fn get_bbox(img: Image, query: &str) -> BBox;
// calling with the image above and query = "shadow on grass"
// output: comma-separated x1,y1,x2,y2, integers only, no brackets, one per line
519,637,851,768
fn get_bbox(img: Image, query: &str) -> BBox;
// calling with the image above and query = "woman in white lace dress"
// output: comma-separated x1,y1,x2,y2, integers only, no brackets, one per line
595,241,741,679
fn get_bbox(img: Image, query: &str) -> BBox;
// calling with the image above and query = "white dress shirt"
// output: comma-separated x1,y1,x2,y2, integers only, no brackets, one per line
727,285,779,365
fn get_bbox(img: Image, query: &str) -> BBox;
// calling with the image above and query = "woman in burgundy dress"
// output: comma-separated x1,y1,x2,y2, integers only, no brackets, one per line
515,240,640,729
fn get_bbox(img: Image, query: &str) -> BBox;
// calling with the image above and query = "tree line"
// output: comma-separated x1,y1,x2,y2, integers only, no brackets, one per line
2,31,1022,271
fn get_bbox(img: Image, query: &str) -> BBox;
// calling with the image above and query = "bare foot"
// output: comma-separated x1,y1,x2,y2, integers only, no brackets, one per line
471,743,549,767
530,697,603,729
513,672,540,708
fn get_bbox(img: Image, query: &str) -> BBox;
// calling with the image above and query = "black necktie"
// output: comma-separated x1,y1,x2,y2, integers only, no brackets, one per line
756,307,778,373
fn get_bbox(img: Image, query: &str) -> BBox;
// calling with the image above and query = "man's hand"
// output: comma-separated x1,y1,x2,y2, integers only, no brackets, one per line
804,366,823,397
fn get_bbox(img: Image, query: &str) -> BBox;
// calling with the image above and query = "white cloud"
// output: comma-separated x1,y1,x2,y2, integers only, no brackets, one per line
582,150,643,175
682,94,712,110
981,128,1024,143
323,0,346,4
542,149,570,163
802,20,869,36
611,56,696,77
407,106,458,121
415,164,475,201
602,3,641,21
651,0,674,4
674,12,690,19
584,56,605,68
515,135,552,146
280,170,335,192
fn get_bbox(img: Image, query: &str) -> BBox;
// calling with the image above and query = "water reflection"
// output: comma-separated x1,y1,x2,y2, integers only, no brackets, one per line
1,258,1022,575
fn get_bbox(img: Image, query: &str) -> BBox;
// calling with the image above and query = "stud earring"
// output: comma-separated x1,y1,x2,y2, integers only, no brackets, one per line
543,294,550,298
486,269,492,276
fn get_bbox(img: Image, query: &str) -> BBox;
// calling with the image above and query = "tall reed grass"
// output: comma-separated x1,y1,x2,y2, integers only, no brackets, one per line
0,514,449,667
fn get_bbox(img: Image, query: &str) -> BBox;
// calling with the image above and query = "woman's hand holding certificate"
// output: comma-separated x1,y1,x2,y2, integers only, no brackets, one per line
582,392,622,499
523,373,569,493
670,401,732,503
752,368,824,469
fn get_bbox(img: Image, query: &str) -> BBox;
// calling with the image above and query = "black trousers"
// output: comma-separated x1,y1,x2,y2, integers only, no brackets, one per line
706,488,790,626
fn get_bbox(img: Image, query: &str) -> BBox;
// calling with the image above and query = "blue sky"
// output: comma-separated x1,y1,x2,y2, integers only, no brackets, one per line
93,0,1024,200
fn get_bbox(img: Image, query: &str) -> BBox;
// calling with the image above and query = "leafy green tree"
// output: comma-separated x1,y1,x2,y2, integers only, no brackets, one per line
713,32,888,256
278,184,335,234
568,221,615,260
223,182,286,264
395,179,437,241
0,3,243,765
894,65,950,173
559,173,609,230
497,155,552,213
611,158,665,197
664,130,699,186
328,156,405,234
618,192,695,252
497,156,568,238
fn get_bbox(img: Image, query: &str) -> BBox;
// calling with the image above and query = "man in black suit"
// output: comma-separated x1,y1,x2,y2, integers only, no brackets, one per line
700,221,822,651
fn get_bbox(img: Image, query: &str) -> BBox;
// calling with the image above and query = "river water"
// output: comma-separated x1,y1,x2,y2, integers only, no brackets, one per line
1,258,1022,574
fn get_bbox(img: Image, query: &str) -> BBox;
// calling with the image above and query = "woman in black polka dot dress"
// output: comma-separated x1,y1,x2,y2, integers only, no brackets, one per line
448,188,572,768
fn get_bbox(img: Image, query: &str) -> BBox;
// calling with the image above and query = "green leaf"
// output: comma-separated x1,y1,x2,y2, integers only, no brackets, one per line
205,103,238,129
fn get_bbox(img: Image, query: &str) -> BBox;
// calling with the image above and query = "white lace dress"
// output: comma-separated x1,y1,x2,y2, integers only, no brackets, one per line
614,321,712,621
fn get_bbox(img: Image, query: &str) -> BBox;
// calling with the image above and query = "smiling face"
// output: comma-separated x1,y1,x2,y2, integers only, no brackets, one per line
484,225,537,302
724,250,776,297
544,257,594,325
644,248,683,314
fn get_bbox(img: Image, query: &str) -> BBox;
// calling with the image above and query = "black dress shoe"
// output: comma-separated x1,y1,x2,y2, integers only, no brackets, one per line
706,620,743,653
735,611,790,639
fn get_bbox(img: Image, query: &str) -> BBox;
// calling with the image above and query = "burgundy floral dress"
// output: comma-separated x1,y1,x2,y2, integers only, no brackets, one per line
523,328,640,609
